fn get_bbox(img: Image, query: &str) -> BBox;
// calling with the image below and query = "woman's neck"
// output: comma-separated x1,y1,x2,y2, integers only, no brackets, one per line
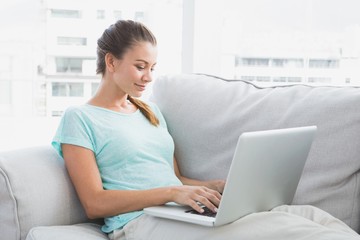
88,81,137,113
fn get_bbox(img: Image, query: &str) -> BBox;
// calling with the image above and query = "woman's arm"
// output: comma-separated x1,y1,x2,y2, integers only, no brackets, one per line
173,157,226,194
62,144,221,219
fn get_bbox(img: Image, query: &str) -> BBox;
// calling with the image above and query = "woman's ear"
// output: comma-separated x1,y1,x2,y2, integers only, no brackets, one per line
105,53,117,73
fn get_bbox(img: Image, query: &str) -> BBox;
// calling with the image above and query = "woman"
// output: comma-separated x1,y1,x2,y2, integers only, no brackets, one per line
52,19,224,236
52,20,359,240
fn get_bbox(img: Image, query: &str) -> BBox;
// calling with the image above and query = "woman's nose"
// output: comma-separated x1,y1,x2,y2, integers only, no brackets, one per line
142,70,153,82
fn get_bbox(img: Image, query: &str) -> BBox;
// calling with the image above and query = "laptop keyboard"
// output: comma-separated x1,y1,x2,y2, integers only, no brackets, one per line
185,206,217,218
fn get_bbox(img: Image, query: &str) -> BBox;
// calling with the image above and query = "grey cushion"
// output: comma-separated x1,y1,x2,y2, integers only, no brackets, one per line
0,146,92,240
25,223,108,240
151,73,360,233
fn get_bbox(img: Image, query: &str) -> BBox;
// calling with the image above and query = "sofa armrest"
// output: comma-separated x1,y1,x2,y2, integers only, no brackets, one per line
0,146,92,240
25,223,108,240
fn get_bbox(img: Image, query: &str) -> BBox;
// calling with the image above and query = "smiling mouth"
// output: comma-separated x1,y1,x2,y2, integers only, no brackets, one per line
135,83,146,90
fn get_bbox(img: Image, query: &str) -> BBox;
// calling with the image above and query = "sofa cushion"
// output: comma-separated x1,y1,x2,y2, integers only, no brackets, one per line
0,146,95,240
25,223,108,240
150,73,360,232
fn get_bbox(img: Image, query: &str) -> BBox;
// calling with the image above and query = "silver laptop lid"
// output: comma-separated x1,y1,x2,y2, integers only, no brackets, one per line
214,126,317,226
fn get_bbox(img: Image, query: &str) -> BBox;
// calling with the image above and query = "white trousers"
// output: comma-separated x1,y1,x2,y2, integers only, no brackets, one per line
108,205,360,240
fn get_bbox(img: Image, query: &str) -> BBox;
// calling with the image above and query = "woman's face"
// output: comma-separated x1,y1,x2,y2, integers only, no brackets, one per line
112,41,157,98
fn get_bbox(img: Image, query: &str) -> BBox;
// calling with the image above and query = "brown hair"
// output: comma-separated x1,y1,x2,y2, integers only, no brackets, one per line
96,20,159,126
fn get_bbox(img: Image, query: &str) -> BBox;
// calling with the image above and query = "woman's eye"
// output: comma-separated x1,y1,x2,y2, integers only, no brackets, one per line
136,66,145,70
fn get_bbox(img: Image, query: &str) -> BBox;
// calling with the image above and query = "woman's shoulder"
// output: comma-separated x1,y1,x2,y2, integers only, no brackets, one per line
61,104,94,120
63,105,85,115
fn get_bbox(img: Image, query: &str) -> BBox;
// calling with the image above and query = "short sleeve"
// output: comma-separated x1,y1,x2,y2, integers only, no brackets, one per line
51,107,95,158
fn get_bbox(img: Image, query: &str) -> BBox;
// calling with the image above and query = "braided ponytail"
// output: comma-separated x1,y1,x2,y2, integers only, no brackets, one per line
127,96,159,126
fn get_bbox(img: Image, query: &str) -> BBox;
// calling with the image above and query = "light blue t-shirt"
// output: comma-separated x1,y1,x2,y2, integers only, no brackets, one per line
52,102,182,233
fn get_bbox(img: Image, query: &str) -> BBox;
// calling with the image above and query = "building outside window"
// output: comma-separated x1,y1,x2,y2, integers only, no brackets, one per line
272,76,287,82
55,58,83,73
113,10,122,20
308,77,332,83
1,0,360,151
50,9,81,18
271,59,304,68
52,82,84,97
92,82,100,96
309,59,339,68
256,76,271,82
97,10,105,19
237,58,270,67
287,77,302,83
193,0,360,86
57,37,87,46
134,11,145,22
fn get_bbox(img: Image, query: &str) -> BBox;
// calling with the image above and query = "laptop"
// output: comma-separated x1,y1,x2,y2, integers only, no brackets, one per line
143,126,317,227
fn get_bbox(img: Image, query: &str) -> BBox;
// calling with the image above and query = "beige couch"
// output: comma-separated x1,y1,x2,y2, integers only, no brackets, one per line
1,73,359,239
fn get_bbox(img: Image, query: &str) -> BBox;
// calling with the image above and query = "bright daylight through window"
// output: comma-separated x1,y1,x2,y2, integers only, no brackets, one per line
0,0,359,151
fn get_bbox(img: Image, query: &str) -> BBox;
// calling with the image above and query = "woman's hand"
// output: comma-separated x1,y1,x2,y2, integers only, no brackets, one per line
203,179,226,194
169,185,222,214
172,156,226,213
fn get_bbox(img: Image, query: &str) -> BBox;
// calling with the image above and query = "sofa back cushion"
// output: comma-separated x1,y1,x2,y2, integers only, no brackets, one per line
151,73,360,233
0,146,90,240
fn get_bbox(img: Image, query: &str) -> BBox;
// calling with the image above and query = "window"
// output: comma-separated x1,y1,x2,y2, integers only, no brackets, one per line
256,76,271,82
52,111,64,117
57,37,87,46
308,77,332,83
134,11,145,22
273,77,287,82
55,58,82,73
272,59,286,67
272,59,304,68
92,82,99,96
52,82,66,96
52,82,84,97
0,0,183,151
97,10,105,19
240,76,255,81
309,59,339,69
272,76,303,83
113,10,122,20
51,9,81,18
287,77,302,83
193,0,360,86
2,0,360,151
69,83,84,96
236,58,269,67
55,58,97,74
